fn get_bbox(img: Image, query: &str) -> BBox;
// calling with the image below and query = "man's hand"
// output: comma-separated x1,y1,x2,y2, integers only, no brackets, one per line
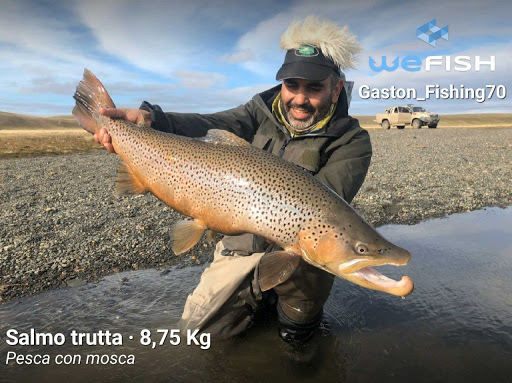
94,107,152,153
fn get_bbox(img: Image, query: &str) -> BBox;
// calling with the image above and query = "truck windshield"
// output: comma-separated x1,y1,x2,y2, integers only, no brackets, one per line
412,107,426,112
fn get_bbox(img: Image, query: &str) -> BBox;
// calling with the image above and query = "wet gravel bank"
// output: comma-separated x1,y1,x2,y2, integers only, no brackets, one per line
1,128,511,302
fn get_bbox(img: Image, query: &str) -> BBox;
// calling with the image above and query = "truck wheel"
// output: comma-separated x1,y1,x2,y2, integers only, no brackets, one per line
412,119,422,129
382,120,390,129
397,125,405,129
428,123,438,129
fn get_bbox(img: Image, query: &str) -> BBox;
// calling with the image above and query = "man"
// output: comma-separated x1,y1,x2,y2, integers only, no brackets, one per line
95,16,372,344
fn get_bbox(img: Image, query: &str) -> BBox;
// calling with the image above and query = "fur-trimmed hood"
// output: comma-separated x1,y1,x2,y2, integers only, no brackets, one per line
280,16,361,70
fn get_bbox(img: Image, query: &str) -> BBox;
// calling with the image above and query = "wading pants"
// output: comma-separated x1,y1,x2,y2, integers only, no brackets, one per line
179,241,334,340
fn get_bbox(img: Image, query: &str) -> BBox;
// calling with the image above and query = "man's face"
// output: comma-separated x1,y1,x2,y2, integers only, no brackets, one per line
280,76,343,131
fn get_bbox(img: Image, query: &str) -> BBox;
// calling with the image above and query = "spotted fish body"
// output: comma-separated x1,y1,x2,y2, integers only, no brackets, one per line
73,69,413,297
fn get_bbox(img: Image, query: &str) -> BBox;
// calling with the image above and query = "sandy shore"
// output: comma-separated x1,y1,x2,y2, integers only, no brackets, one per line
1,128,511,302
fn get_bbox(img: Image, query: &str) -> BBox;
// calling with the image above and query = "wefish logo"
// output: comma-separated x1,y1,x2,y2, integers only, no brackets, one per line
416,19,448,47
369,55,495,72
369,19,495,72
361,20,504,103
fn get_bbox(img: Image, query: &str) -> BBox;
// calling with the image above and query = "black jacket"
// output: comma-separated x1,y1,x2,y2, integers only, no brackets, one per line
140,85,372,254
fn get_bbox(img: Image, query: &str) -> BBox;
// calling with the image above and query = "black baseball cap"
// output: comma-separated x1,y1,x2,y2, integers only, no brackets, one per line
276,44,340,81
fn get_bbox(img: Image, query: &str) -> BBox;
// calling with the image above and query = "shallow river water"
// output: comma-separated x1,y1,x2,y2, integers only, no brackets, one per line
1,207,511,382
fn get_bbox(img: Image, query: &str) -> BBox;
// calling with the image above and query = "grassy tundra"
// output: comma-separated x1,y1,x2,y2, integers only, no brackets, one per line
1,111,511,157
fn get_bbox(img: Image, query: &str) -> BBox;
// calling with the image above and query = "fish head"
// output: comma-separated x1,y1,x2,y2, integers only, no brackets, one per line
298,216,414,297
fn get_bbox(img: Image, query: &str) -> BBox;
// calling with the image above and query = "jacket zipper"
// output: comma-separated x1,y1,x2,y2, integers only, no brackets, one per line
277,132,323,158
278,137,291,157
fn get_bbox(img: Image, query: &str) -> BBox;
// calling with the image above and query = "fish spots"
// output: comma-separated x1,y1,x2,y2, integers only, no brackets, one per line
106,123,355,247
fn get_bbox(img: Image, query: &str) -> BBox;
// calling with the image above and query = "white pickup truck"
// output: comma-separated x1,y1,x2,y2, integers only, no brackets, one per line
375,105,440,129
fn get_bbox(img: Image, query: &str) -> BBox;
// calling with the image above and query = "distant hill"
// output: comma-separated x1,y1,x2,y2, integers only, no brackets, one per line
1,111,511,130
0,111,78,130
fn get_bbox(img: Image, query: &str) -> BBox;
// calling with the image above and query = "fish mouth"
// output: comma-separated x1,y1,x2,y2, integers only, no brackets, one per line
299,243,414,296
344,266,414,296
332,249,414,296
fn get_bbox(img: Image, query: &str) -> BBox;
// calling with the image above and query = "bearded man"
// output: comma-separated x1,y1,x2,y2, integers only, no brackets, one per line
95,16,372,344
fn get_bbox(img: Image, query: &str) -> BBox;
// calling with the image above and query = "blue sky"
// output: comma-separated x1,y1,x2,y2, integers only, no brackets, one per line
1,0,510,116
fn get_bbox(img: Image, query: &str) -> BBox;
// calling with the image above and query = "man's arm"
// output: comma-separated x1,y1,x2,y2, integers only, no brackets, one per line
315,127,372,203
96,99,260,152
140,101,258,142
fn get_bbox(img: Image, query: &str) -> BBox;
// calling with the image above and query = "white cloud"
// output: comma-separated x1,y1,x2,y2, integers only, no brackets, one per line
173,71,227,90
0,1,83,64
71,0,270,77
1,0,511,117
20,76,76,95
220,49,255,64
224,0,382,77
357,0,512,50
150,83,277,113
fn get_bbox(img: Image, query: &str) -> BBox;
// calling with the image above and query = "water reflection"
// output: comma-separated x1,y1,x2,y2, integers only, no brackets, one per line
1,207,511,382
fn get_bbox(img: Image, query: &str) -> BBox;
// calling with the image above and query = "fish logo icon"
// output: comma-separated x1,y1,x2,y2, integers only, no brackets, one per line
417,19,448,47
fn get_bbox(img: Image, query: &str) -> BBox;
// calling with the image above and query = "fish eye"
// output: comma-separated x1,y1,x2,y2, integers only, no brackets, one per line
356,244,369,254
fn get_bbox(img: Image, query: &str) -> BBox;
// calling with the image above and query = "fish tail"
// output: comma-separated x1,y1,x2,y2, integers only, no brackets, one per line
72,68,116,135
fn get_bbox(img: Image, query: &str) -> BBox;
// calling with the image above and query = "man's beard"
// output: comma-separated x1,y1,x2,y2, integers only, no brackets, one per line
281,97,332,133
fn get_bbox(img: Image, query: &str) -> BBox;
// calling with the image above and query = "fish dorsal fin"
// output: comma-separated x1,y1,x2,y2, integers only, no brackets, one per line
171,219,207,255
115,161,147,196
199,129,251,147
258,251,301,291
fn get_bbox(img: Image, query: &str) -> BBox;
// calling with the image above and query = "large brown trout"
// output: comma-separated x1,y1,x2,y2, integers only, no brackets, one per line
73,69,413,296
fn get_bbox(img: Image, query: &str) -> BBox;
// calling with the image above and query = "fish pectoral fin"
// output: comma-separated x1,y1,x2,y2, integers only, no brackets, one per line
258,251,301,292
115,161,147,196
199,129,251,147
171,219,207,255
